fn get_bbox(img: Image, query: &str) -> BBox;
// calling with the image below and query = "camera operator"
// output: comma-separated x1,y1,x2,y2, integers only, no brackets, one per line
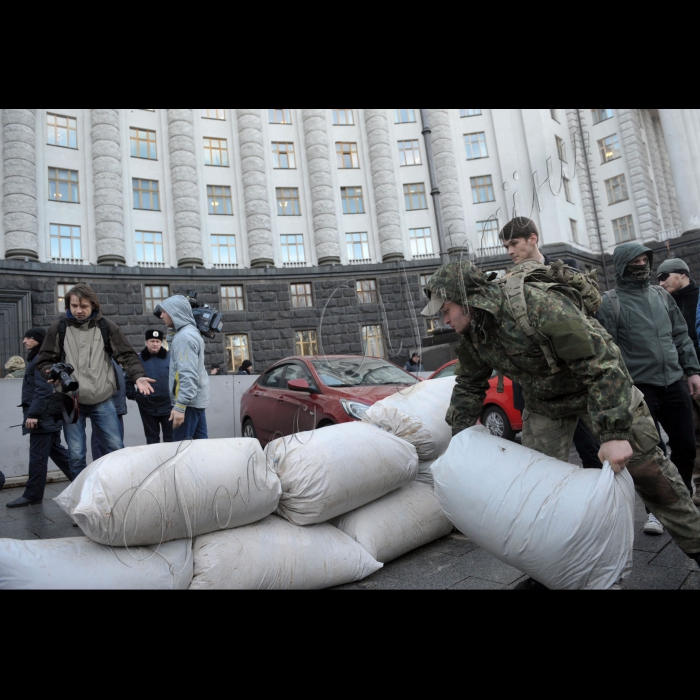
37,284,155,479
154,295,210,440
6,328,72,508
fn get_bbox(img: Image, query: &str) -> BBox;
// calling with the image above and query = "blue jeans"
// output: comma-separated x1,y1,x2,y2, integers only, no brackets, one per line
91,414,125,461
172,407,208,441
63,399,124,479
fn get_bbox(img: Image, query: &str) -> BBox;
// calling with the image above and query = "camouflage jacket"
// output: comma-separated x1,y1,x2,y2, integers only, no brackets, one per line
432,262,635,443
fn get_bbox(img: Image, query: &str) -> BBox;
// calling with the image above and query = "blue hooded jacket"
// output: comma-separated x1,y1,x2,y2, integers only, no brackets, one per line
160,296,209,412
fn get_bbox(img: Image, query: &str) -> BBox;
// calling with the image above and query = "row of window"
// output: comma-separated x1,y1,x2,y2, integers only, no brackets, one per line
48,225,435,265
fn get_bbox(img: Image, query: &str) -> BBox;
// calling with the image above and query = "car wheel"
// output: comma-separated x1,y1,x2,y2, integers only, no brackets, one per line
242,419,257,439
482,406,515,441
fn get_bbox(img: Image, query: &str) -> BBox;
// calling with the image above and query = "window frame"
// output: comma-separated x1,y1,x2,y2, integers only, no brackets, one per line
47,113,77,149
346,232,370,260
409,227,434,256
226,334,250,374
207,185,233,215
598,134,621,164
398,139,422,166
604,173,629,205
356,279,378,304
464,132,489,160
203,137,229,167
276,187,301,216
592,109,614,125
135,230,164,264
49,223,82,260
269,109,292,125
143,284,170,313
460,109,482,117
129,127,158,160
280,234,306,263
204,109,226,120
48,168,80,203
272,141,296,169
294,330,319,357
133,178,160,211
404,182,428,211
393,109,416,124
612,214,635,244
470,175,495,204
341,186,365,214
220,284,245,311
335,141,360,169
290,282,313,308
361,325,385,358
211,234,238,265
332,109,354,125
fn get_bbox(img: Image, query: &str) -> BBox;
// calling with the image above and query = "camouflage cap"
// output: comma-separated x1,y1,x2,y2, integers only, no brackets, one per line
421,260,489,317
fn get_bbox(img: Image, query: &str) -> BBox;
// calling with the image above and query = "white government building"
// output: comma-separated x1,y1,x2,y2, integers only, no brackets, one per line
2,109,699,271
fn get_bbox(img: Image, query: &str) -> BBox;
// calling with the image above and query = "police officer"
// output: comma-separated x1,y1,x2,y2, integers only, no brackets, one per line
421,258,700,585
126,329,173,444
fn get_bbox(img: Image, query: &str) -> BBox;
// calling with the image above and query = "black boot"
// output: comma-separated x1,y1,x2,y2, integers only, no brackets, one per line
6,496,42,508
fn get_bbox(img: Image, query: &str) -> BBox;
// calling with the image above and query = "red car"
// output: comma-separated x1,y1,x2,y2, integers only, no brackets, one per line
240,355,422,446
429,360,523,440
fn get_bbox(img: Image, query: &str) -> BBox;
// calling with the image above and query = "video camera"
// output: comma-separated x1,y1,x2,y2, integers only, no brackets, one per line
48,363,79,393
186,291,224,339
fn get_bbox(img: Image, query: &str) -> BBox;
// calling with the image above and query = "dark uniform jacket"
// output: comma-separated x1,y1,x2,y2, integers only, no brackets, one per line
20,347,63,436
430,261,636,444
125,347,172,416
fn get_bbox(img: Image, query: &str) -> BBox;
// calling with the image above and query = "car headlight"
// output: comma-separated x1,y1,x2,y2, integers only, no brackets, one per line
340,399,371,420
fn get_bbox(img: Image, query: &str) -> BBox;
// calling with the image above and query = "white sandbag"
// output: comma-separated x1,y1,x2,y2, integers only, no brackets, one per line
416,460,435,486
55,438,281,547
432,426,635,590
0,537,193,590
269,422,418,526
189,515,382,589
361,377,455,460
331,481,453,563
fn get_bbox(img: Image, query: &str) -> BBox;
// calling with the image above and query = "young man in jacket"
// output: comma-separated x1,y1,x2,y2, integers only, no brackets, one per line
37,284,155,479
423,259,700,586
126,329,173,444
6,328,71,508
155,296,209,441
657,257,700,505
597,243,700,532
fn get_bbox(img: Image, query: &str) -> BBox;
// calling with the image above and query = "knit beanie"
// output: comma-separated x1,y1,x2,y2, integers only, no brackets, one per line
24,328,46,345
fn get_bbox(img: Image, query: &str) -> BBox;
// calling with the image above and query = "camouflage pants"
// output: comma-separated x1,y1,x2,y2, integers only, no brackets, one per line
521,386,700,556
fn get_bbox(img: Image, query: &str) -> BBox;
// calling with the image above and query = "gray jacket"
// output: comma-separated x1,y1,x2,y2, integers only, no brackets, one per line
160,296,209,412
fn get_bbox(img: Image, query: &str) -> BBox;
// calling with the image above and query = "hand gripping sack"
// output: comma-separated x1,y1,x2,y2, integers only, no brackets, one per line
55,438,281,547
0,537,193,590
361,377,455,460
331,481,452,563
268,422,418,526
189,515,382,589
432,426,635,590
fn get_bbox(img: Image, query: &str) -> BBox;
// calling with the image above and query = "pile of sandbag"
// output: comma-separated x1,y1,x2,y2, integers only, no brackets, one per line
432,426,635,590
2,380,459,590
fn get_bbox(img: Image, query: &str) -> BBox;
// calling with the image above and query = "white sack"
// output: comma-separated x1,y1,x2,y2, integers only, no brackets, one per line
189,515,382,589
331,481,453,563
361,376,455,460
0,537,193,590
416,460,435,486
269,422,418,526
432,426,635,590
55,438,281,547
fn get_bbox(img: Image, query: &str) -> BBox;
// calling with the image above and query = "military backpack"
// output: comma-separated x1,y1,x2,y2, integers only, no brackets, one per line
496,260,602,375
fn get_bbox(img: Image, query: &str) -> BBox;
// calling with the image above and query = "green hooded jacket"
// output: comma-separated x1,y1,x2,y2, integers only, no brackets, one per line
426,260,635,443
596,242,700,386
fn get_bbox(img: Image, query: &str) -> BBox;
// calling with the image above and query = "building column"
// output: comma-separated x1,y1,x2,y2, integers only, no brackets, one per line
302,109,340,265
364,109,404,262
237,109,274,267
426,109,467,253
658,109,700,230
167,109,203,267
652,116,682,230
91,109,126,265
2,109,38,260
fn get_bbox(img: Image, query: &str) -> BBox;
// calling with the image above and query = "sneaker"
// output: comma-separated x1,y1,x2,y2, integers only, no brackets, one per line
643,513,664,535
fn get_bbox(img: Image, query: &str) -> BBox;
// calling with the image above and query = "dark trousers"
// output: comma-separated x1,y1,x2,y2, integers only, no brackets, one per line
23,431,71,501
172,407,208,441
574,419,603,469
139,406,173,444
637,380,697,493
91,414,125,462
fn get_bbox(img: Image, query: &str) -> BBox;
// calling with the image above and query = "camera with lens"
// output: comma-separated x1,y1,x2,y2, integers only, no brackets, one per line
48,363,79,393
186,291,224,339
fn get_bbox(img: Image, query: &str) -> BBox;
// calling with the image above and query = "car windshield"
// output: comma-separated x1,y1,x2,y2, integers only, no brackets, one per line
310,358,414,387
435,364,457,378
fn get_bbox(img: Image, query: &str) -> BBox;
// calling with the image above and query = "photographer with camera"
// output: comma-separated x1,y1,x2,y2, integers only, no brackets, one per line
154,294,212,440
37,284,155,480
6,328,71,508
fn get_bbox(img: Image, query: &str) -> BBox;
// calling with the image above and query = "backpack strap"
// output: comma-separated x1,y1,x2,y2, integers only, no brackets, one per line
57,318,67,362
603,289,621,327
98,318,114,358
504,274,561,374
